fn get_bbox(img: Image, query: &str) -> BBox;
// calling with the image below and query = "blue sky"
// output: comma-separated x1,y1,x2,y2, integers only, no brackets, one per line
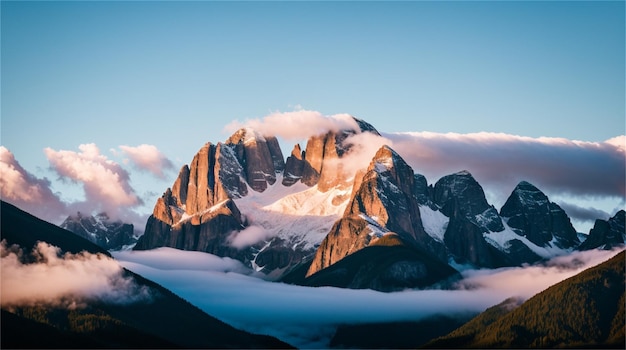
1,1,624,231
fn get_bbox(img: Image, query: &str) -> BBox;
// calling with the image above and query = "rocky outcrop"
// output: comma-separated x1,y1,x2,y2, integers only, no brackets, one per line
60,212,136,251
225,129,284,193
433,171,504,233
500,181,579,249
282,144,305,186
135,199,251,261
578,210,625,250
306,146,445,277
300,117,380,191
135,127,288,255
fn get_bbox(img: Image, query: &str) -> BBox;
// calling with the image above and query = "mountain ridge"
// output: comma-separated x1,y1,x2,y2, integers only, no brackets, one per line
133,117,622,291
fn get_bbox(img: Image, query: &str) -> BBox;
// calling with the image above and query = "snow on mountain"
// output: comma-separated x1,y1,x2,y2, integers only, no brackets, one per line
484,220,572,260
234,174,351,254
419,206,449,243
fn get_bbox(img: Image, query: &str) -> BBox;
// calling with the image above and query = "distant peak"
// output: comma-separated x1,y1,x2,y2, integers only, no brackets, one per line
351,116,381,136
373,145,400,161
226,127,266,145
515,181,541,192
454,170,472,177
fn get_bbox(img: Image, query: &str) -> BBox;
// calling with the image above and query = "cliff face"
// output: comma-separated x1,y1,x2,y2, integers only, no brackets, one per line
578,210,625,251
306,146,445,277
500,181,580,249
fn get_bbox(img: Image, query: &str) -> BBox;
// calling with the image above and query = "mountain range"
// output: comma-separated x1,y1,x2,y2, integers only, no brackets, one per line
60,212,138,251
133,117,624,291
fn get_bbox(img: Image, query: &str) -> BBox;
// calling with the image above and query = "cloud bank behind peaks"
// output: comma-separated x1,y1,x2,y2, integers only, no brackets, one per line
224,109,360,140
1,241,151,308
386,132,626,201
118,144,175,179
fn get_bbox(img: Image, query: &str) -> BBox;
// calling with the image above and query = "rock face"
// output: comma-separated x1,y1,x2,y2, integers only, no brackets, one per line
431,171,517,267
578,210,625,250
433,171,504,233
500,181,580,249
60,212,136,251
282,144,305,186
225,129,284,193
306,146,445,277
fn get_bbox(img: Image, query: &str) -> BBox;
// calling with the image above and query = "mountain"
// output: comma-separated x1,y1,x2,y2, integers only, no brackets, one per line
0,200,292,349
60,212,137,251
134,117,591,289
135,117,379,276
579,210,625,251
306,145,447,278
500,181,580,249
425,250,625,348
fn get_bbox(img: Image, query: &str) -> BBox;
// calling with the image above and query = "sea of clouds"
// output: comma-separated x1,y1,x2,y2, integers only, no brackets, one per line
113,246,623,348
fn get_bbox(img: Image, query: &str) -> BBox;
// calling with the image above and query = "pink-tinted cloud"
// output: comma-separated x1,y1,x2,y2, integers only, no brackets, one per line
1,240,151,308
225,109,360,140
118,144,174,179
0,146,67,223
44,144,142,212
384,132,625,202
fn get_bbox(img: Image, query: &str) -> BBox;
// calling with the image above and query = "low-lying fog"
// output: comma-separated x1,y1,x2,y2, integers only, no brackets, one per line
113,247,623,348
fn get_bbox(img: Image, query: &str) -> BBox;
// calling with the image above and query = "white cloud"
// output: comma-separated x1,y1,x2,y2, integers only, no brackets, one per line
1,241,151,308
227,225,274,249
0,146,68,223
224,109,360,140
44,143,142,213
113,246,623,349
118,144,174,179
384,131,625,202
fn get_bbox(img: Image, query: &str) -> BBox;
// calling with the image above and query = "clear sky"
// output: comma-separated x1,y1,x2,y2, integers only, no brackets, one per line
1,1,624,232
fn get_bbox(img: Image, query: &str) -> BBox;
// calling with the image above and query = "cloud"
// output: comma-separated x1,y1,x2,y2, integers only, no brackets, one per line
44,143,142,213
0,146,68,223
113,246,623,349
383,132,625,203
1,240,151,308
118,144,174,179
227,225,274,249
556,201,612,223
224,109,361,140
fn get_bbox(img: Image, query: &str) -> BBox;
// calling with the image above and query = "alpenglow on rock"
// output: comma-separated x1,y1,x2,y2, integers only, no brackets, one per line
306,145,446,277
500,181,580,249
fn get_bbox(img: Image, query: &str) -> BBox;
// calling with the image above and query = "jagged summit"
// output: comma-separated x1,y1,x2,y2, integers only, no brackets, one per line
501,181,579,249
433,170,504,233
578,210,625,250
60,211,136,251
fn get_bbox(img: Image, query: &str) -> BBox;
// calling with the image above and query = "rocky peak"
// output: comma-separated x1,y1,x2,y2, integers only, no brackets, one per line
301,116,381,191
433,170,504,233
60,212,136,251
225,128,285,193
306,145,444,277
578,210,625,251
282,144,305,186
500,181,579,249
